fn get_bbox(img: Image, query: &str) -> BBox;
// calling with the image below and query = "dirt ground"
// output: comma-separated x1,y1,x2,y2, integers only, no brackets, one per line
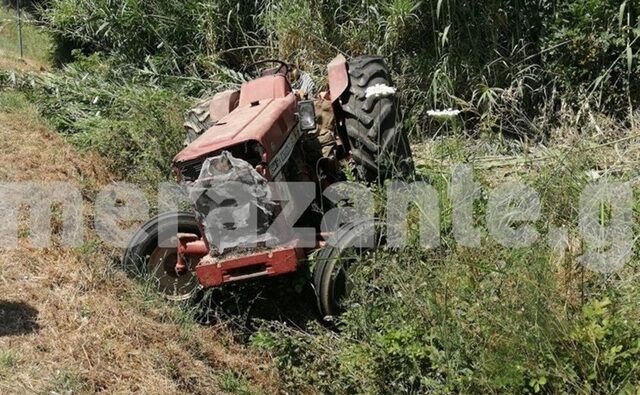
0,100,280,393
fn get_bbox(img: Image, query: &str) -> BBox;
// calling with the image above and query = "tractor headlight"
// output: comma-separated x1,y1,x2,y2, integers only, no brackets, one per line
297,100,316,132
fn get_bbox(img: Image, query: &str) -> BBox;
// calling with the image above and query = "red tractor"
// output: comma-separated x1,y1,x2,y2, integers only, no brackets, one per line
123,55,413,319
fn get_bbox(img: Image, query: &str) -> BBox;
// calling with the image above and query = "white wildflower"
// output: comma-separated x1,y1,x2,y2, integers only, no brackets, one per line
365,83,397,98
426,108,461,120
586,170,600,181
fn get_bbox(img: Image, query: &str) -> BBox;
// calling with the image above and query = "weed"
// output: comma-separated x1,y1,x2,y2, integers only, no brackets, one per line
218,370,260,395
0,90,30,111
47,369,90,394
254,146,640,393
0,351,18,370
19,54,192,188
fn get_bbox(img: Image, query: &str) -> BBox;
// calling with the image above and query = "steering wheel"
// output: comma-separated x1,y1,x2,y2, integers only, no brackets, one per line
242,59,290,78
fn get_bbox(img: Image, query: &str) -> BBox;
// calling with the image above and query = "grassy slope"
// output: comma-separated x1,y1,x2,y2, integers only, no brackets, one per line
0,16,280,395
0,7,49,71
261,120,640,393
4,4,640,393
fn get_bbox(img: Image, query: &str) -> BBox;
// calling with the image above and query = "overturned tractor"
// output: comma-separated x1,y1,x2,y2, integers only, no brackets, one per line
123,55,413,319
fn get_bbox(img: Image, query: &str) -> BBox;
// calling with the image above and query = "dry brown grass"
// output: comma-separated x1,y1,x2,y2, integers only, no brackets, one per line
0,102,281,394
0,50,46,73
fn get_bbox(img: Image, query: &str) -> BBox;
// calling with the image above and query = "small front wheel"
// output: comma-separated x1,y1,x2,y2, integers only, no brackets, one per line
313,221,378,320
122,211,202,301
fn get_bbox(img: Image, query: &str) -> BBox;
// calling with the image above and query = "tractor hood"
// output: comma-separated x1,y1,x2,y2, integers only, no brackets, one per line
174,75,297,165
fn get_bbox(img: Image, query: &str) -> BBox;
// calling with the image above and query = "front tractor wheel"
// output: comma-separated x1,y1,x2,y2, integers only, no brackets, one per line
313,221,379,321
123,212,202,301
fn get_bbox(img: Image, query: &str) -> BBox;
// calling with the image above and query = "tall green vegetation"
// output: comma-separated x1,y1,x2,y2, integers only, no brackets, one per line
253,149,640,393
9,0,634,183
42,0,639,137
544,0,640,118
43,0,260,73
5,55,191,186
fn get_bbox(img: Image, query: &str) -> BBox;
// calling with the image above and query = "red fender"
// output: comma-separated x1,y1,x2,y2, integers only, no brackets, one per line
327,54,349,103
208,89,240,121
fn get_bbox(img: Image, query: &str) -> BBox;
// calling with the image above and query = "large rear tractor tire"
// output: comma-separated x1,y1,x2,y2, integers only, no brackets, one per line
183,98,215,146
340,56,414,183
122,211,202,301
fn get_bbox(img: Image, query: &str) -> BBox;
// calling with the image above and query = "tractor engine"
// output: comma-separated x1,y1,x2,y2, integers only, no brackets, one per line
173,141,313,287
185,150,279,256
166,69,327,287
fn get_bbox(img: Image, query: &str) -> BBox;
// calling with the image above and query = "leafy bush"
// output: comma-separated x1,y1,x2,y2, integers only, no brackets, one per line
21,54,191,186
41,0,639,138
257,0,553,137
544,0,640,118
253,162,640,393
43,0,260,73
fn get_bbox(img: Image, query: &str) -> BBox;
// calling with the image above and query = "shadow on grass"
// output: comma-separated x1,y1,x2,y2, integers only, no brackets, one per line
192,273,319,340
0,300,39,336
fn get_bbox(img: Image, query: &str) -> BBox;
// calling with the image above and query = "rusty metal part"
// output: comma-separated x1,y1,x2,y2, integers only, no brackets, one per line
147,246,200,301
195,245,304,287
327,54,348,102
176,233,208,273
209,90,240,121
174,75,297,166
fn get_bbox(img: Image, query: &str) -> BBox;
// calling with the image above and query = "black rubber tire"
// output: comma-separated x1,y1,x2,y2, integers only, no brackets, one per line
340,56,414,183
313,221,376,320
183,98,215,146
122,211,201,300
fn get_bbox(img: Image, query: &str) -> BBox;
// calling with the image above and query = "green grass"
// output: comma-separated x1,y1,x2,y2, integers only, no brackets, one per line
17,54,192,188
0,6,51,65
432,136,470,162
0,351,18,371
46,369,90,393
0,90,32,112
218,370,261,395
252,143,640,394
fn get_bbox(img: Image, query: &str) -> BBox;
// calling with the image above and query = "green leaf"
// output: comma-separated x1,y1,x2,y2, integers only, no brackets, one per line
618,1,627,31
441,24,450,48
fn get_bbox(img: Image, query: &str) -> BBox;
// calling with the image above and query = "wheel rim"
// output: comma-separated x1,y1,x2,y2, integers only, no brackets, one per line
314,220,382,320
324,247,369,316
147,247,199,301
329,256,354,311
